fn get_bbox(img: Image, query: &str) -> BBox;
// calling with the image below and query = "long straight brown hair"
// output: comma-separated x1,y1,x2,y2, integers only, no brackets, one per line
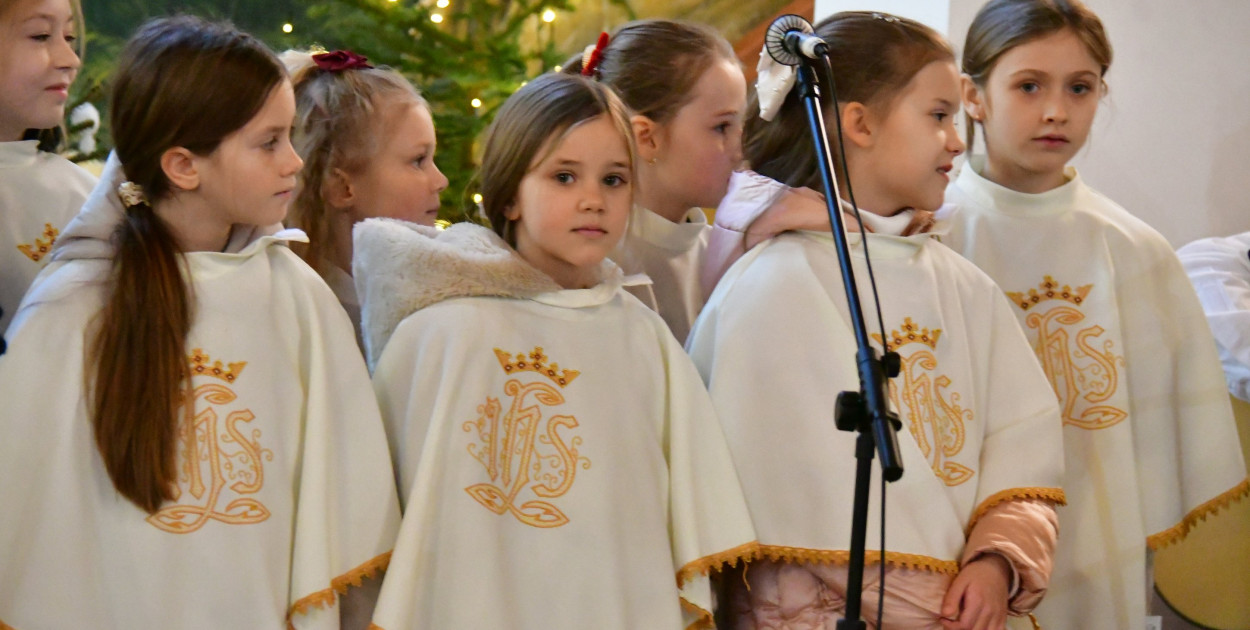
93,16,284,514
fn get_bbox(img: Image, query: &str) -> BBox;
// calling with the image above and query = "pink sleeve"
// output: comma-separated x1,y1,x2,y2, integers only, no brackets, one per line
701,171,832,301
961,497,1059,615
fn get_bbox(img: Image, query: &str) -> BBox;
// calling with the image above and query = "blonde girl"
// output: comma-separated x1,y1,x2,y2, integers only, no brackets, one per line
0,0,95,337
283,49,447,340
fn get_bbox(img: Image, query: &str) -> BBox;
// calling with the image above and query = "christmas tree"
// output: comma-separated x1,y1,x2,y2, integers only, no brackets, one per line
75,0,793,221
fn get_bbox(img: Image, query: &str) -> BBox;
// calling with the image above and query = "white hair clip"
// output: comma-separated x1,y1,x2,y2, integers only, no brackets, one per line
118,181,149,208
756,46,796,122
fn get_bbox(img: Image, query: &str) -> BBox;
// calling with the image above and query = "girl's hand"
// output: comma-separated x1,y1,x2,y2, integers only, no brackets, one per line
939,553,1011,630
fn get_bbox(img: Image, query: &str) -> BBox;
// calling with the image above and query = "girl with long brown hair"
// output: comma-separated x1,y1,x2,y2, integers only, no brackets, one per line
0,16,399,629
687,11,1066,629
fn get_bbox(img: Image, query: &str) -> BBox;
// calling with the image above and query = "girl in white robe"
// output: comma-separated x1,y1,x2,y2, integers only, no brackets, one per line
945,1,1249,627
566,22,823,344
361,72,757,630
0,0,96,338
282,48,448,344
0,17,399,629
687,12,1065,629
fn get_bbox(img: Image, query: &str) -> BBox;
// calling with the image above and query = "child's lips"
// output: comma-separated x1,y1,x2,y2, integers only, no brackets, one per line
1034,134,1070,147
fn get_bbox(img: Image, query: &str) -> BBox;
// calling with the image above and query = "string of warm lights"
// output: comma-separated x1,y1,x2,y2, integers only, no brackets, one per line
282,2,560,32
279,2,563,143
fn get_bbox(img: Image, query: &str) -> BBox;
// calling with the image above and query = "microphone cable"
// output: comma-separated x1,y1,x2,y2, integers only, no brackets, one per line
816,49,893,630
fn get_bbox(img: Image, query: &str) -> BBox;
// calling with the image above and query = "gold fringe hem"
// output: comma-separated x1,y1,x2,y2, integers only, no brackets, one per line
676,541,761,588
681,596,714,630
965,486,1067,535
753,544,960,576
286,550,393,629
1147,478,1250,550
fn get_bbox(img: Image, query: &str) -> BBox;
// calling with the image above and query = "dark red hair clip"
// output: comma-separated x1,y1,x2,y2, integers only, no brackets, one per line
312,50,374,72
581,32,609,78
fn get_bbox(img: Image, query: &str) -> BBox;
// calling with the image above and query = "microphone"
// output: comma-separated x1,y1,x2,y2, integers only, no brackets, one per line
764,14,827,66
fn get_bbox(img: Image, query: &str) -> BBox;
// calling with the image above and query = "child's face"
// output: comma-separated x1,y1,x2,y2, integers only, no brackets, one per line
192,81,304,235
346,102,447,226
0,0,80,141
650,58,746,210
855,60,964,213
968,28,1102,192
507,115,632,289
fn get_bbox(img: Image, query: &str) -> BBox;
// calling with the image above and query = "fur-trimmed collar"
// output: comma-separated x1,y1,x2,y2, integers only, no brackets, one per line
352,218,562,369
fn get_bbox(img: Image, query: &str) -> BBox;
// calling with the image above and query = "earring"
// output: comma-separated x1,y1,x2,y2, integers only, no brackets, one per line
646,157,657,166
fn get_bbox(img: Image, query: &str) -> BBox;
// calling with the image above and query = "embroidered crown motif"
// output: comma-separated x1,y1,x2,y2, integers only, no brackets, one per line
494,347,580,387
17,223,59,262
188,348,247,383
1006,275,1091,311
872,317,941,351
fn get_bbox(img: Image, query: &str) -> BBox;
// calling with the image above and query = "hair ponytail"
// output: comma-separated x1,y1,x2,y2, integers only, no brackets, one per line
90,206,191,513
91,16,284,513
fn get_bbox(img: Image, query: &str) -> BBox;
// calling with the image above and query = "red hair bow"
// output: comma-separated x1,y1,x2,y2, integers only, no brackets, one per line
312,50,374,72
581,32,609,78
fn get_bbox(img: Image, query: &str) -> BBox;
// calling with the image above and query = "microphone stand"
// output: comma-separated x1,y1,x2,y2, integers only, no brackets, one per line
791,58,905,629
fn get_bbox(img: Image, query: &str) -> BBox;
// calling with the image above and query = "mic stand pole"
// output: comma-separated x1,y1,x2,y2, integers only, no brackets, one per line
792,59,905,630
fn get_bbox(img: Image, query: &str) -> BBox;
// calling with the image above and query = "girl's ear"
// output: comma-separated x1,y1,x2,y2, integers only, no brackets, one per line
630,114,662,163
840,102,874,149
161,147,200,191
323,167,356,210
504,203,520,221
961,74,986,122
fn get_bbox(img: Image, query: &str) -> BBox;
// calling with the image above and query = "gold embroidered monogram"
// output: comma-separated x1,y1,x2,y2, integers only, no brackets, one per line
17,223,58,262
1007,276,1127,430
147,349,273,533
463,347,591,528
874,318,974,486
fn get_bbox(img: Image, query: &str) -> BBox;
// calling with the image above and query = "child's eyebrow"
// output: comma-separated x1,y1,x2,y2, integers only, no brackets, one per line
934,98,956,108
21,14,58,25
